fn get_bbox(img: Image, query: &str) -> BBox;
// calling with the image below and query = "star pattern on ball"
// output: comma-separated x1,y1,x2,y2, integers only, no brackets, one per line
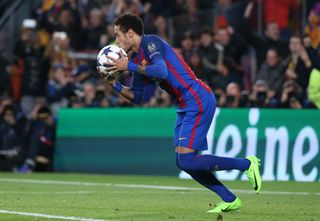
103,47,113,55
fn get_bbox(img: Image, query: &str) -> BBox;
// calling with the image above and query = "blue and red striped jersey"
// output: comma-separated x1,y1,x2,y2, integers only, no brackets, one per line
130,34,212,111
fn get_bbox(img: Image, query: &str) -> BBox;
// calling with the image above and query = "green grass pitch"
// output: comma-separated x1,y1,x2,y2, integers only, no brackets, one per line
0,173,319,221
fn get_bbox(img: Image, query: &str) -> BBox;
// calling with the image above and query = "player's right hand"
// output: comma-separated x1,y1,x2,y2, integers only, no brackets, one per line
106,50,129,72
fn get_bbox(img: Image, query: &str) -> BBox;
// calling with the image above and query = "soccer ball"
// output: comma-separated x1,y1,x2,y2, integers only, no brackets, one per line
96,44,127,76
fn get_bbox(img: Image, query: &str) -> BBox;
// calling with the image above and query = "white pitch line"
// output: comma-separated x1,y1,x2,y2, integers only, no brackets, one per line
0,209,113,221
0,178,199,190
0,178,319,196
232,189,320,196
0,190,95,194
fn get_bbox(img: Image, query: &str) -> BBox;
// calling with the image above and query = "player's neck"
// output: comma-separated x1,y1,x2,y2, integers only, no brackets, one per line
131,35,142,53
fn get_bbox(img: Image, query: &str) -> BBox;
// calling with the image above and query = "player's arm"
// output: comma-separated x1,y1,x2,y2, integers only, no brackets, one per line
110,79,135,101
107,53,168,79
127,56,168,79
99,70,145,104
131,37,168,79
107,37,168,79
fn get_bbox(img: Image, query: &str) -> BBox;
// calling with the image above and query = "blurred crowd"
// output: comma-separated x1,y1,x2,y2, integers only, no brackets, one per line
0,0,320,172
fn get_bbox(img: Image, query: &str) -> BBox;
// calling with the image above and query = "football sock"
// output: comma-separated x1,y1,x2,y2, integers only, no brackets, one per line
186,169,236,202
176,152,250,172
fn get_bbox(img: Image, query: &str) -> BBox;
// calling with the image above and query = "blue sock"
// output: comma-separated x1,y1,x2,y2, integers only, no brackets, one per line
177,152,250,172
176,152,250,202
186,170,236,202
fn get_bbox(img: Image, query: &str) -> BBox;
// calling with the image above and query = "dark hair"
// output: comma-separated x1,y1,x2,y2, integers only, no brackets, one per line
182,31,195,41
113,13,144,36
37,106,51,119
1,104,15,117
200,27,213,36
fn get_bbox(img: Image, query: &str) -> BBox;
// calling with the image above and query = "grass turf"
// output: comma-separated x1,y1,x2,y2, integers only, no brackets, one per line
0,173,319,221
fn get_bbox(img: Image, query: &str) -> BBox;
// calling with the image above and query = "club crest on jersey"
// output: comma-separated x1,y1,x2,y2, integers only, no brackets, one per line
148,43,157,53
141,59,148,66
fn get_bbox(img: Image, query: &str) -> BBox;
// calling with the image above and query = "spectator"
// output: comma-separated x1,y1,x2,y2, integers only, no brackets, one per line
71,59,92,84
83,8,105,50
189,50,206,79
198,28,218,86
284,36,313,94
47,64,78,116
0,105,27,171
107,0,144,24
302,35,320,71
0,49,11,98
213,0,247,29
44,32,85,81
279,80,304,109
304,3,320,50
168,0,187,17
180,32,196,65
224,82,247,108
44,32,71,66
249,80,276,108
213,26,247,90
13,20,48,117
0,96,13,114
66,90,84,108
239,1,289,68
82,82,97,107
213,88,226,107
38,1,82,50
92,81,111,107
263,0,300,36
18,105,56,172
153,15,170,44
172,0,207,46
256,48,287,97
55,8,81,49
99,24,115,48
214,0,232,30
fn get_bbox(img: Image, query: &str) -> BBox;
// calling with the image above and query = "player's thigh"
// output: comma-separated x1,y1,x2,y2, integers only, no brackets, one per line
178,109,213,150
174,112,185,147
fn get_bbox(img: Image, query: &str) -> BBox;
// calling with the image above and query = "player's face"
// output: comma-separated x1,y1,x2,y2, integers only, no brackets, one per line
114,25,131,52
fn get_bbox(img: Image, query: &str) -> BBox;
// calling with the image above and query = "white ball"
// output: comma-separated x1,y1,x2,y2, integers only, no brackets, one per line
96,44,127,76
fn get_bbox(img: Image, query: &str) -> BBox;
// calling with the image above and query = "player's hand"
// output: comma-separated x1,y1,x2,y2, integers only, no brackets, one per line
106,50,129,72
96,66,115,85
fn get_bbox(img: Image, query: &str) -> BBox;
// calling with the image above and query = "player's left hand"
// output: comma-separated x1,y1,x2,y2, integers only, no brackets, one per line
96,66,115,85
106,50,128,72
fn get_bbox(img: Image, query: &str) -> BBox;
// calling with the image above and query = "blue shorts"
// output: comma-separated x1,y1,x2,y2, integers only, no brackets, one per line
174,93,216,151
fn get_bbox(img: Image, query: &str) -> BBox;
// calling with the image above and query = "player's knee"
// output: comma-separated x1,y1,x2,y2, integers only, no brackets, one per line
176,153,196,171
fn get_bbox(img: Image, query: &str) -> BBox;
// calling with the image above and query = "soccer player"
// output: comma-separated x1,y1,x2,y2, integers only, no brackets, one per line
98,13,262,213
